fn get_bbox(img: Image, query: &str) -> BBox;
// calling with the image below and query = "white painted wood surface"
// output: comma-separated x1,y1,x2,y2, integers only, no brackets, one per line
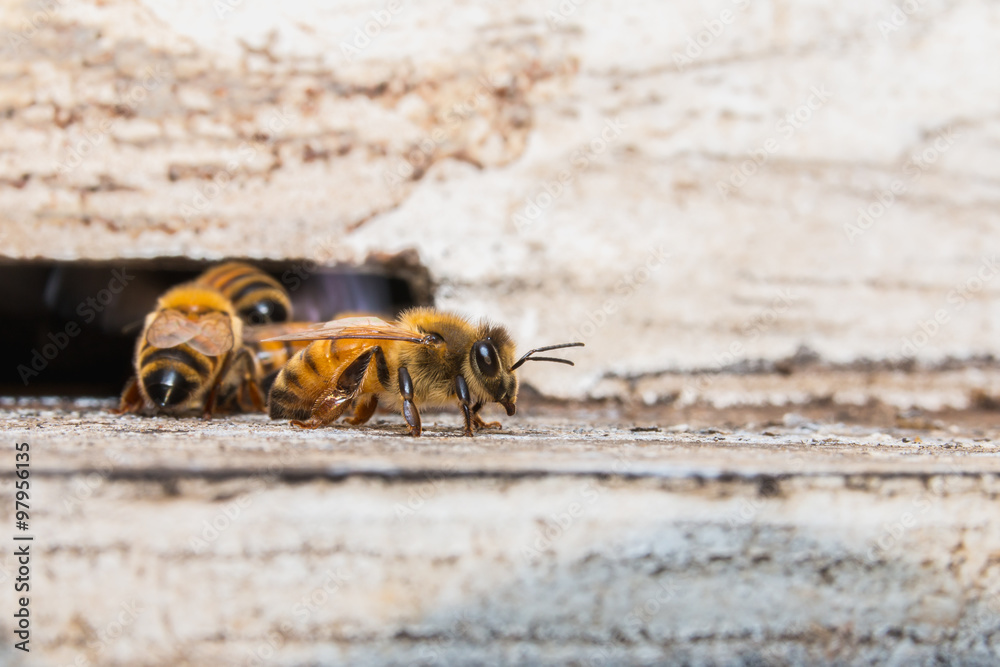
4,409,1000,666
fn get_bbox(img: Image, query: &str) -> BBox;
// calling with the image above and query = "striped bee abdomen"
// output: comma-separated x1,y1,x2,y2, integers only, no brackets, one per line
138,343,216,409
267,340,375,421
196,262,292,325
267,344,324,420
251,338,307,396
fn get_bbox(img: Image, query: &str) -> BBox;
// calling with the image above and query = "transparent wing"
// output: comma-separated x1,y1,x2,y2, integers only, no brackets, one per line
243,321,320,343
186,312,235,356
262,316,433,345
146,310,234,356
146,310,199,348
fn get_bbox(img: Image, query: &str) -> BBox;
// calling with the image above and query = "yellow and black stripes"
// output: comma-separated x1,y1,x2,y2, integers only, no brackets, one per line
267,341,391,422
120,282,243,416
196,262,291,325
138,339,219,409
259,308,580,436
268,343,331,421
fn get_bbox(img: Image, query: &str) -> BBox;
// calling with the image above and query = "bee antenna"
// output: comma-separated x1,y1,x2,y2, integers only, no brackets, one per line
511,342,584,371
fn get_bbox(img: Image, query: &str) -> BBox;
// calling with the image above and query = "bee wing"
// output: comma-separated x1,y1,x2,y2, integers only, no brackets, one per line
146,310,201,348
146,310,234,356
262,316,431,345
243,322,321,343
186,312,235,356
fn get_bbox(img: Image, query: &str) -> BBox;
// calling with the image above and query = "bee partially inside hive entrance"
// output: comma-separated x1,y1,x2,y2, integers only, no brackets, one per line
2,256,430,396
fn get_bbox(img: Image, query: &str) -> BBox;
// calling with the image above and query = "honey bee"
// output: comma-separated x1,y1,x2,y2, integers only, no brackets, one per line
245,312,391,397
118,283,263,416
265,307,583,436
195,261,292,325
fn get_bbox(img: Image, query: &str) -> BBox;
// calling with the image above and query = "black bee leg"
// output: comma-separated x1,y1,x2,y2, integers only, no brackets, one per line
471,401,502,431
373,347,391,391
455,375,475,437
398,367,421,437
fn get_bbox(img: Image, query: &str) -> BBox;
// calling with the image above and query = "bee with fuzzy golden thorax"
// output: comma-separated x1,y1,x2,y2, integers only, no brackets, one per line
265,307,583,436
118,283,264,417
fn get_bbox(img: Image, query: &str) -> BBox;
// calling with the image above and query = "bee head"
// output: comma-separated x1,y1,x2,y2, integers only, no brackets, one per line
467,322,585,416
467,323,519,415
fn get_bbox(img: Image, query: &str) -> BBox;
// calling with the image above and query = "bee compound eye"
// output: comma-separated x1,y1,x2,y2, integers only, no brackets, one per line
472,341,500,378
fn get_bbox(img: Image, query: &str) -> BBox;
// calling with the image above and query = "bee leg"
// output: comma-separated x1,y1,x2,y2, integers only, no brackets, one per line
234,347,265,412
291,391,353,429
241,377,266,413
454,375,475,437
202,384,219,420
296,349,375,429
398,367,421,437
471,402,502,431
247,381,266,412
201,372,231,419
202,349,240,419
114,376,145,414
346,395,379,426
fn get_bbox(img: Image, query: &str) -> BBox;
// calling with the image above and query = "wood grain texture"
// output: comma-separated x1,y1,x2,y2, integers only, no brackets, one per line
3,407,1000,666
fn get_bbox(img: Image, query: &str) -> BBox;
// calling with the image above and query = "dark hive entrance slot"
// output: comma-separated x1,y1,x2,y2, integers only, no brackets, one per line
2,257,429,397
